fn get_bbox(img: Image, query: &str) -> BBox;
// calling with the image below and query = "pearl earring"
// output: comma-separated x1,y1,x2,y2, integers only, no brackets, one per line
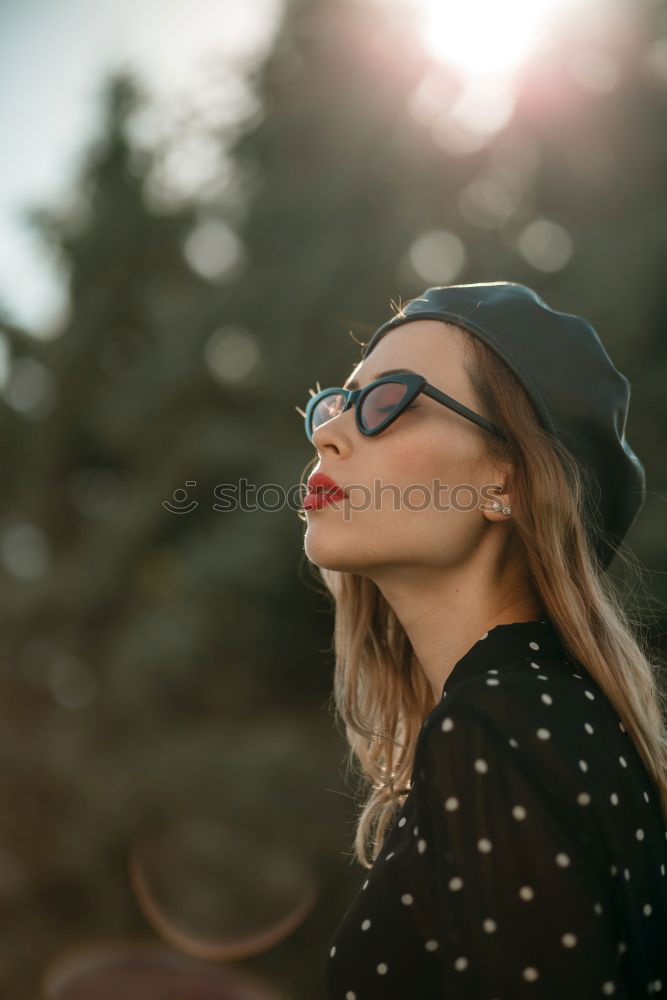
494,501,512,516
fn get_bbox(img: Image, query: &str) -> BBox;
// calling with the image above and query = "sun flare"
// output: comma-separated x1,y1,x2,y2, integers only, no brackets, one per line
414,0,586,76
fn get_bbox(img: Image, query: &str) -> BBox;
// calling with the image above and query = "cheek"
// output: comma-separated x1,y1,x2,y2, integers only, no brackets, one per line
374,433,489,531
380,434,472,497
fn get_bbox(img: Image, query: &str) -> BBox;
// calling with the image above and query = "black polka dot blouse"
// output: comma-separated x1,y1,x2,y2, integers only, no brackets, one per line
325,619,667,998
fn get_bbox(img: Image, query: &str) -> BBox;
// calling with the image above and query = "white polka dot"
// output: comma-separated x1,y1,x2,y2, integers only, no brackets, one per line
483,918,497,933
602,982,616,995
619,755,627,768
618,720,625,733
529,641,540,650
487,668,499,674
444,796,459,811
541,693,553,705
509,737,519,748
537,674,548,681
330,945,336,956
577,792,591,805
413,826,419,836
441,717,454,732
346,992,356,1000
537,727,551,740
556,852,571,867
361,918,371,930
398,816,406,827
362,879,369,889
376,962,388,974
610,792,619,805
386,851,394,860
454,956,468,971
480,632,488,639
523,966,539,981
661,864,666,877
401,892,413,905
449,876,463,891
643,902,652,916
623,869,630,882
617,941,627,955
477,837,493,853
425,939,439,951
417,838,427,853
610,864,618,876
584,689,595,700
530,661,540,670
486,678,500,686
579,759,588,772
573,673,582,679
584,722,594,734
644,790,650,803
474,758,489,773
519,885,534,900
636,828,645,841
512,804,527,820
594,901,604,913
561,932,577,947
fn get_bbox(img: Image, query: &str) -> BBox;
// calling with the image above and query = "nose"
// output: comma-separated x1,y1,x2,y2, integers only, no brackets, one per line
311,408,354,454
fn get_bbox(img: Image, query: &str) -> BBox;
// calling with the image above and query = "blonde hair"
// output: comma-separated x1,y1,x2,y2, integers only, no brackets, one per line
300,324,667,869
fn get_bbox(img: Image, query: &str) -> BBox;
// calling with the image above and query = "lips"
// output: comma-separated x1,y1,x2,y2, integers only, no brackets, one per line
303,472,347,510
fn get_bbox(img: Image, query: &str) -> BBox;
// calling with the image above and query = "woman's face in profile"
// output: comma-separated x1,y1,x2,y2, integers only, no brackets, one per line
303,319,510,579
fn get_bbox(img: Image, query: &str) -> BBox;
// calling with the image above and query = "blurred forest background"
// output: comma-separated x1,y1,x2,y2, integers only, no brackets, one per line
1,0,666,996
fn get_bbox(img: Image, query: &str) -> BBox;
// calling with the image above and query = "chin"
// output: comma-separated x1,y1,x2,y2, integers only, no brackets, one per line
303,528,366,574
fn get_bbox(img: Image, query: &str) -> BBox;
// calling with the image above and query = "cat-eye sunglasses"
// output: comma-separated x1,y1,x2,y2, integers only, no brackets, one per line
297,370,507,443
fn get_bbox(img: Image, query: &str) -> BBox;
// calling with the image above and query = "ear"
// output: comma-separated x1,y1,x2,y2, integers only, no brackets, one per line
481,462,513,523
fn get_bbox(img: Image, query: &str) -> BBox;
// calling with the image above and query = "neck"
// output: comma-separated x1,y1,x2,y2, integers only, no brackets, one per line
367,548,546,706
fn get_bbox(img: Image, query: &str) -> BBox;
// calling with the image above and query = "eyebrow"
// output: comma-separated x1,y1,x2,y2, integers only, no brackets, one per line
344,367,417,390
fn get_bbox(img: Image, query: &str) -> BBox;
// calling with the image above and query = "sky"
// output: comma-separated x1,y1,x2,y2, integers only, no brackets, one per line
0,0,282,338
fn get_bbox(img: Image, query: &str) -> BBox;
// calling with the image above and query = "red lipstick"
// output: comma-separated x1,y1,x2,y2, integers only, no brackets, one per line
303,472,347,511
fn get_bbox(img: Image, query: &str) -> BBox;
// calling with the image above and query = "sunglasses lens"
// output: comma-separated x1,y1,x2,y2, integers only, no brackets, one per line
360,381,410,432
309,392,347,437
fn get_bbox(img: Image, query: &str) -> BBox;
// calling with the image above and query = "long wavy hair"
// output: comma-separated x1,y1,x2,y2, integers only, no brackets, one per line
300,322,667,869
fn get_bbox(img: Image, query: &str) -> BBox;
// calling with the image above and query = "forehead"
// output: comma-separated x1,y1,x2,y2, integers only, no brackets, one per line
344,319,469,390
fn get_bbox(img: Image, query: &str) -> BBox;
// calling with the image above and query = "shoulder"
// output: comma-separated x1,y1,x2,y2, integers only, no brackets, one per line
416,658,614,862
427,652,612,740
420,654,618,807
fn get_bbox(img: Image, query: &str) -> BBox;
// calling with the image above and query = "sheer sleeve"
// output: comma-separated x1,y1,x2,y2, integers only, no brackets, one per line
409,683,626,999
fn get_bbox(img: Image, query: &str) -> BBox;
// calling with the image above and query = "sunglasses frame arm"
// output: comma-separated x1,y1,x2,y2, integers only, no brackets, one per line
421,383,507,442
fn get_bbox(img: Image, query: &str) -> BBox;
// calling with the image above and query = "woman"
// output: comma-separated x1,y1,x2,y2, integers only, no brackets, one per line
298,282,667,998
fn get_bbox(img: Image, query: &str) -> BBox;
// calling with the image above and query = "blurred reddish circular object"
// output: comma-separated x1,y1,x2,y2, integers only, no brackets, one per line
127,819,319,961
41,940,288,1000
